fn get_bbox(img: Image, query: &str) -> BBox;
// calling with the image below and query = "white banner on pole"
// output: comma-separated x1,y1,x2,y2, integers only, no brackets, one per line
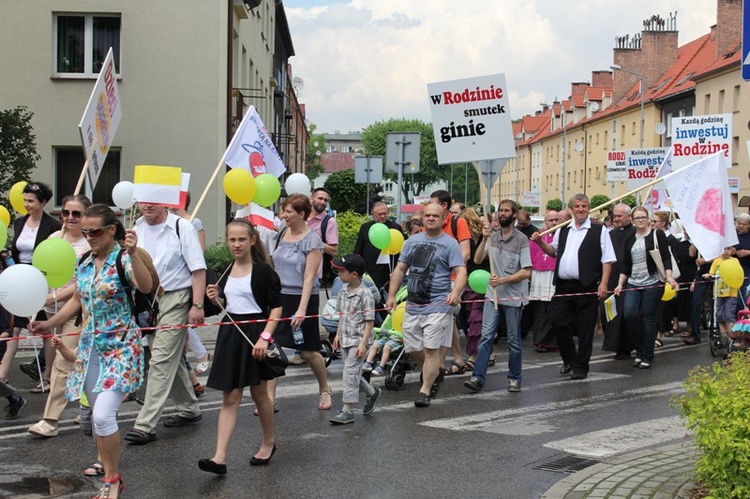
78,47,121,191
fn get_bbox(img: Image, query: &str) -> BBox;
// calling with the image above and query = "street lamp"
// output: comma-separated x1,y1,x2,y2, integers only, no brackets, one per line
610,64,645,149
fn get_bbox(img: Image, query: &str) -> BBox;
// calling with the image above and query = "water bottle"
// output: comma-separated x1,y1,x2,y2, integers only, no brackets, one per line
1,249,14,267
292,317,304,345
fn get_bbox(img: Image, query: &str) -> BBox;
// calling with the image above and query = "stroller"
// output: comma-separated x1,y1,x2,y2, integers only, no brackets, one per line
319,275,385,367
729,289,750,355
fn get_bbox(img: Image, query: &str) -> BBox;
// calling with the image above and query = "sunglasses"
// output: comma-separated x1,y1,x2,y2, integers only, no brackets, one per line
61,209,82,218
81,224,113,238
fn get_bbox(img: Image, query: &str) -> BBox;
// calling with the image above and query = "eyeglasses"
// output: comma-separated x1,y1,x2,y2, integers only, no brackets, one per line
633,216,648,220
61,209,82,218
27,184,40,192
81,225,113,238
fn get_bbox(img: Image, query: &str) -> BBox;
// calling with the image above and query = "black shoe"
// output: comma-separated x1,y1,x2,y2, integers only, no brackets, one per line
19,362,41,382
250,444,276,466
164,414,202,428
613,353,631,360
464,377,483,393
571,372,588,380
4,394,26,420
414,392,430,408
124,429,157,445
559,364,572,375
199,458,227,475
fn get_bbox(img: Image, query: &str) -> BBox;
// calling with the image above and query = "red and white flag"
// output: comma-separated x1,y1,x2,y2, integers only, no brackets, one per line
235,203,275,230
220,106,286,178
662,152,737,260
164,173,190,210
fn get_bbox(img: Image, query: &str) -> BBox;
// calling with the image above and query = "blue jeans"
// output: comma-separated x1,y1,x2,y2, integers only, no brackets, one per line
473,302,522,385
623,284,661,363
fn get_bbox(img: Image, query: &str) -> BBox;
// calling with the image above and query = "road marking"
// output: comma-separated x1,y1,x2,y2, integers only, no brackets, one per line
544,415,689,458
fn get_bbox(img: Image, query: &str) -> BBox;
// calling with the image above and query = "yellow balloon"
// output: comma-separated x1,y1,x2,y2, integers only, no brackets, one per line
719,258,744,289
0,206,9,227
386,228,405,255
9,181,27,215
391,303,406,332
223,169,256,205
662,284,676,301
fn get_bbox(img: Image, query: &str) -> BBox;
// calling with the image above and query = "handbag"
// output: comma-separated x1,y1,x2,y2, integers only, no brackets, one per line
649,231,681,282
222,308,288,378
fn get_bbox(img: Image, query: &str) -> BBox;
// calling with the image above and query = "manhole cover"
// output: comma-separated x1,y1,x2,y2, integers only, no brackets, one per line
532,455,600,474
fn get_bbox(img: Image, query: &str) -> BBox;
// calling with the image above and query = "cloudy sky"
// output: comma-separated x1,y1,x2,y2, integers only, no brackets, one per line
283,0,717,134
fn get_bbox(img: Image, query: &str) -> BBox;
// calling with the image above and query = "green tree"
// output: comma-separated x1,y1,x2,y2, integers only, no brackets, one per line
305,122,326,180
447,162,481,205
590,194,611,213
546,198,563,211
324,169,379,213
360,118,446,204
0,106,39,208
621,195,636,208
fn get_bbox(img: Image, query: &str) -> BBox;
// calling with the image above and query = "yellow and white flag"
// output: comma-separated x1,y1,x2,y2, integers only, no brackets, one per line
133,165,182,205
604,295,617,322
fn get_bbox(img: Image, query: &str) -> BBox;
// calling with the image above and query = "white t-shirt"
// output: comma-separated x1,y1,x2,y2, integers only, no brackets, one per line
16,224,37,264
224,273,261,314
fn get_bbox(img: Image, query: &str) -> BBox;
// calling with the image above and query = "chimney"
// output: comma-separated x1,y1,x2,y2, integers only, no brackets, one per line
591,71,613,88
571,82,589,95
612,13,678,103
716,0,742,57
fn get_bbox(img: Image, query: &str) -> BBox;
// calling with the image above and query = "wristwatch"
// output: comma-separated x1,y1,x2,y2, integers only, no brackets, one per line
260,332,273,343
192,302,204,309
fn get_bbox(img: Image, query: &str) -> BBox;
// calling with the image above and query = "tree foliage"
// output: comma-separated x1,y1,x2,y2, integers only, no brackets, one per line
324,169,379,213
0,106,39,207
446,162,481,205
546,198,563,211
360,118,446,204
305,122,326,180
590,194,611,210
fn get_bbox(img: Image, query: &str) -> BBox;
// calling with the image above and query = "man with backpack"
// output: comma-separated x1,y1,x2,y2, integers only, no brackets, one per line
124,202,207,445
307,187,339,287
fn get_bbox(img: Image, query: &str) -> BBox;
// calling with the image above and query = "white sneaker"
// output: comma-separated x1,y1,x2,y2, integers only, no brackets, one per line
28,420,59,438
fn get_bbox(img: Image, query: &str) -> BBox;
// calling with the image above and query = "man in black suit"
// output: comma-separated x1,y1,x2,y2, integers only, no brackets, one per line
353,201,403,292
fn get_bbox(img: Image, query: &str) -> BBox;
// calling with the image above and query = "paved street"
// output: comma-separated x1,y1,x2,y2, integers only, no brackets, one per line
0,328,709,498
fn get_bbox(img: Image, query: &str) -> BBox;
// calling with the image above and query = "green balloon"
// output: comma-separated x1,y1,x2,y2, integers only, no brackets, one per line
253,174,281,207
0,220,6,249
32,238,77,288
368,223,391,250
468,269,491,295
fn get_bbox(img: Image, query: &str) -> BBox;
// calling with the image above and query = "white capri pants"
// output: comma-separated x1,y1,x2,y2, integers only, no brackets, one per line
84,351,124,437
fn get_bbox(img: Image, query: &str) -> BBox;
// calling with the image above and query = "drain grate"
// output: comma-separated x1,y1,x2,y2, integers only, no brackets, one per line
532,455,600,474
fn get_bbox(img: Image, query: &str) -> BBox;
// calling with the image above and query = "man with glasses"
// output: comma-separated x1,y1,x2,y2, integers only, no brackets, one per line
532,194,615,380
353,201,402,291
124,203,206,445
602,204,636,359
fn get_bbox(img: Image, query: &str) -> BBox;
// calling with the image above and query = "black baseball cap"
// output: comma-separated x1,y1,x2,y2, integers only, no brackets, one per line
332,254,367,275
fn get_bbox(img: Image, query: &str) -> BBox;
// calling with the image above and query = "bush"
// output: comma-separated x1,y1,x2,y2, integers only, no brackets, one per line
334,210,370,256
546,198,563,211
204,242,232,273
677,352,750,498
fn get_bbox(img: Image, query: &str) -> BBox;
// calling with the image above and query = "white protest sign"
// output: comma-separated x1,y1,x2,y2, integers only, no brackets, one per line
625,148,669,189
606,150,627,182
522,191,541,207
671,113,732,170
427,73,515,164
728,176,740,194
78,47,121,191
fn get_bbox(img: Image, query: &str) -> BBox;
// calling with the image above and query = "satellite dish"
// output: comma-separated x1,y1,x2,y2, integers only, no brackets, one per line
575,142,584,152
655,122,666,135
292,77,305,93
589,102,600,112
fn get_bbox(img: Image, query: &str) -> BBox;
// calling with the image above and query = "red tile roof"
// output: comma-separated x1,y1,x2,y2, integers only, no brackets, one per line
321,152,354,173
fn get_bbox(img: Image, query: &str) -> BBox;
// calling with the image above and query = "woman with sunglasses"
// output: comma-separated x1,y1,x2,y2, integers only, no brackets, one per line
28,195,92,439
614,207,678,369
0,181,61,384
32,204,153,499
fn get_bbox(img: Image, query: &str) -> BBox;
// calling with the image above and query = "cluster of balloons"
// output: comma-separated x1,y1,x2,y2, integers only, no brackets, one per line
0,239,76,317
368,223,404,255
223,169,306,208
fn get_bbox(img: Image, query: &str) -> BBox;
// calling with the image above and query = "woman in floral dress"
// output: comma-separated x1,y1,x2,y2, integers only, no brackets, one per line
33,204,153,499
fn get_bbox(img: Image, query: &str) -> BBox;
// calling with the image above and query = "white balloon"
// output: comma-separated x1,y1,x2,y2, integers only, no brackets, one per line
0,265,49,317
112,181,135,209
285,173,311,197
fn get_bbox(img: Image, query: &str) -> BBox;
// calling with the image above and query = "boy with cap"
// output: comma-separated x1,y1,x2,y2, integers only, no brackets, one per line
329,254,381,424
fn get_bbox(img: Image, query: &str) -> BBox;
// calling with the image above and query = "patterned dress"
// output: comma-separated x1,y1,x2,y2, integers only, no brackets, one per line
65,243,143,401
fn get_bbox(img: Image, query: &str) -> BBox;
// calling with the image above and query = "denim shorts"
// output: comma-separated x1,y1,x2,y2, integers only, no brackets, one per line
374,337,403,351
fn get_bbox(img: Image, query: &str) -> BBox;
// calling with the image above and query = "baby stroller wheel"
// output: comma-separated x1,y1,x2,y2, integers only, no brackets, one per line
392,373,406,391
710,338,722,357
320,339,334,368
384,376,394,390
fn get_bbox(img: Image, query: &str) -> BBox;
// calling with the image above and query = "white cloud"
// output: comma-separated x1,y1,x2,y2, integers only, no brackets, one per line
287,0,717,133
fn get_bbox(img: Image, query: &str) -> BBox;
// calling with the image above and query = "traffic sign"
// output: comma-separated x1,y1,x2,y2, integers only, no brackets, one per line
476,159,507,190
354,156,383,183
744,0,750,80
385,133,420,173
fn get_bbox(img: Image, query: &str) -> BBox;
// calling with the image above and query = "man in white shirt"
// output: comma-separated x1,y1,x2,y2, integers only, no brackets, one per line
125,203,207,444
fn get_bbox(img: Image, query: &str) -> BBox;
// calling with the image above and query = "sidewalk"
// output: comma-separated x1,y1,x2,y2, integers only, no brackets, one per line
541,439,698,499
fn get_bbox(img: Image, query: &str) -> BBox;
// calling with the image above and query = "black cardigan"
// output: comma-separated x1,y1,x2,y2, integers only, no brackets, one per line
11,212,62,264
217,260,282,314
620,228,672,278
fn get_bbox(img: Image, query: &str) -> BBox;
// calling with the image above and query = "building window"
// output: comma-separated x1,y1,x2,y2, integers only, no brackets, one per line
55,14,121,77
603,131,608,148
704,93,711,113
54,147,120,206
718,89,725,113
733,85,741,112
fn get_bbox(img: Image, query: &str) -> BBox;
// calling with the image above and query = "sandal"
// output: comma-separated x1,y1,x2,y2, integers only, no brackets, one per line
680,331,693,338
488,354,497,367
465,360,475,372
444,360,466,376
318,391,332,411
654,338,664,348
84,461,105,477
253,403,279,416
